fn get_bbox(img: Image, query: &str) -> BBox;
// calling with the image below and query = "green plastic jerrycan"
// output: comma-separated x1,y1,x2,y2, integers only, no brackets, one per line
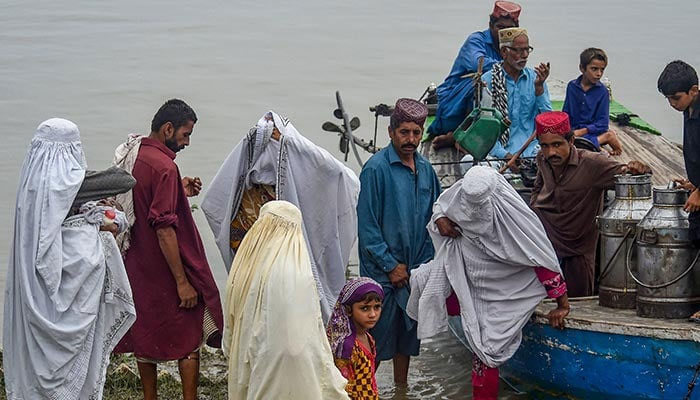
453,107,507,161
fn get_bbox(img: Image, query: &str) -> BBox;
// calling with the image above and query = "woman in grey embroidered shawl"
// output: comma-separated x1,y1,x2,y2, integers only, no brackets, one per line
3,118,137,400
407,166,569,400
201,111,360,322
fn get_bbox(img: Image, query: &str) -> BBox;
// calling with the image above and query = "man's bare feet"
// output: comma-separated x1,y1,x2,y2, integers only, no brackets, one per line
432,131,456,150
600,130,623,156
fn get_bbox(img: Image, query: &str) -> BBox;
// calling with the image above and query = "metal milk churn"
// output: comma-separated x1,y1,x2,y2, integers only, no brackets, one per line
597,174,653,308
634,187,700,318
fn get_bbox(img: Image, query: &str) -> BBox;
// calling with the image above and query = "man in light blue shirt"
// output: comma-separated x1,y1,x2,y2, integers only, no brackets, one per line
481,27,551,160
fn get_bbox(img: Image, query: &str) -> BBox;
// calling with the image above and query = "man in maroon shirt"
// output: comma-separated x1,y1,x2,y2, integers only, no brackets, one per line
530,111,650,297
115,99,223,400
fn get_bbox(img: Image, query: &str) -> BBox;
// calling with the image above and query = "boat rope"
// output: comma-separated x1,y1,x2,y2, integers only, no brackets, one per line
684,362,700,400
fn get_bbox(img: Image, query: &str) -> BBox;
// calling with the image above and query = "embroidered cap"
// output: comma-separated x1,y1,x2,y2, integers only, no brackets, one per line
491,1,522,22
535,111,571,137
391,98,429,128
498,27,528,48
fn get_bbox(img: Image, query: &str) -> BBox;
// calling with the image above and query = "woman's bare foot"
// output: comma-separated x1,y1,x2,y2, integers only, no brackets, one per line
600,130,623,156
432,131,456,150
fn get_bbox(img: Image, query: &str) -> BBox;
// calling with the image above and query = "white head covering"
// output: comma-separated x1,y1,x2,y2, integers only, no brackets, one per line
202,111,360,322
407,166,561,368
223,201,349,400
437,166,560,269
14,118,87,296
4,118,136,399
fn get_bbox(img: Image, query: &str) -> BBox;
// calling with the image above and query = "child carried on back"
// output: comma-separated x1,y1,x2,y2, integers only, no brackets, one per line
327,277,384,400
563,47,623,155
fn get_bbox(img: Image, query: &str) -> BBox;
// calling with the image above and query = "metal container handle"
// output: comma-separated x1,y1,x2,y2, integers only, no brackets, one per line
638,229,658,244
598,227,633,283
626,230,700,289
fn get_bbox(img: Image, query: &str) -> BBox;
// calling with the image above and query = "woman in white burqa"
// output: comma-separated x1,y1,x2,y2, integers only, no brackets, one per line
223,200,349,400
407,166,570,400
3,118,136,400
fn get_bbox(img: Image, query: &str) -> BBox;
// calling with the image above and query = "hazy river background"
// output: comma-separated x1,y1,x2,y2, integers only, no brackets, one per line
1,1,698,397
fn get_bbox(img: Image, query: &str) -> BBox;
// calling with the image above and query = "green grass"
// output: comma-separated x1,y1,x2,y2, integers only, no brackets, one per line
0,350,229,400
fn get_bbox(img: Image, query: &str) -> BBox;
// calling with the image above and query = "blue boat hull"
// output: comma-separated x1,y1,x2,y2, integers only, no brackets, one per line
448,316,700,399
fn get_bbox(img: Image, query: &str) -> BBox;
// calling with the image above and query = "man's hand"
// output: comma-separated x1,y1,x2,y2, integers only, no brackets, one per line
388,264,409,288
182,177,202,197
534,62,550,96
685,189,700,213
621,161,651,175
675,178,696,191
177,280,199,308
435,217,461,238
432,131,456,150
547,294,570,329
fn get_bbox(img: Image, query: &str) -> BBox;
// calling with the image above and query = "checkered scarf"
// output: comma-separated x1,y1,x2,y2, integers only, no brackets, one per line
326,277,384,359
491,62,510,146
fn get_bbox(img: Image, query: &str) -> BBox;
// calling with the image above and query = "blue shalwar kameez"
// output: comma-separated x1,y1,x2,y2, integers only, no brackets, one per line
357,144,441,361
428,29,503,136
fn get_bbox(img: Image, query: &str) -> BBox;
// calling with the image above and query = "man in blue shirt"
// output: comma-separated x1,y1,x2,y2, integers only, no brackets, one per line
428,1,521,142
481,27,551,161
357,98,441,384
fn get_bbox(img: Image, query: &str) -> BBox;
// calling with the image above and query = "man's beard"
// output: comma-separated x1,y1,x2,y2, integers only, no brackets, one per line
165,137,182,153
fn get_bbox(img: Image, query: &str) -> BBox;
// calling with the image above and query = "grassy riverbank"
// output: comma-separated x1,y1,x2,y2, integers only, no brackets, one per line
0,349,230,400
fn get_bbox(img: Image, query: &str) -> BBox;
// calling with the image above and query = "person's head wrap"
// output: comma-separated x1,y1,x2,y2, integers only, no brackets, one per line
491,1,521,22
223,199,351,398
390,98,428,129
434,165,561,270
498,27,528,48
13,118,87,297
326,277,384,360
535,111,571,137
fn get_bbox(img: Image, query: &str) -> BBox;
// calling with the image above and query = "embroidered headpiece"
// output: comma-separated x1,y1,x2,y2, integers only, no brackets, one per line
535,111,571,137
391,98,428,128
498,27,528,48
491,1,521,22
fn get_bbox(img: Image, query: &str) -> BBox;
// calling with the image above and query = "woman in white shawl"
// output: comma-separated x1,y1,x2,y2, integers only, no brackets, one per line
202,111,359,322
3,118,136,400
407,166,569,400
223,200,349,400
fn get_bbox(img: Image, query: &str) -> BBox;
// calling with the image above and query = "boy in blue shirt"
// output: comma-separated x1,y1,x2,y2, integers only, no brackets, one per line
563,48,623,155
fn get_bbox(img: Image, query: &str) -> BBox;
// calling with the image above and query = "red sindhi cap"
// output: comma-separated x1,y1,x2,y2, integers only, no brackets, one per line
535,111,571,137
491,1,522,22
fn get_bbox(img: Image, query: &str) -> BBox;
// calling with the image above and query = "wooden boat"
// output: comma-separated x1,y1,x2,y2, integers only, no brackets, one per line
434,99,697,399
448,298,700,400
329,89,695,398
